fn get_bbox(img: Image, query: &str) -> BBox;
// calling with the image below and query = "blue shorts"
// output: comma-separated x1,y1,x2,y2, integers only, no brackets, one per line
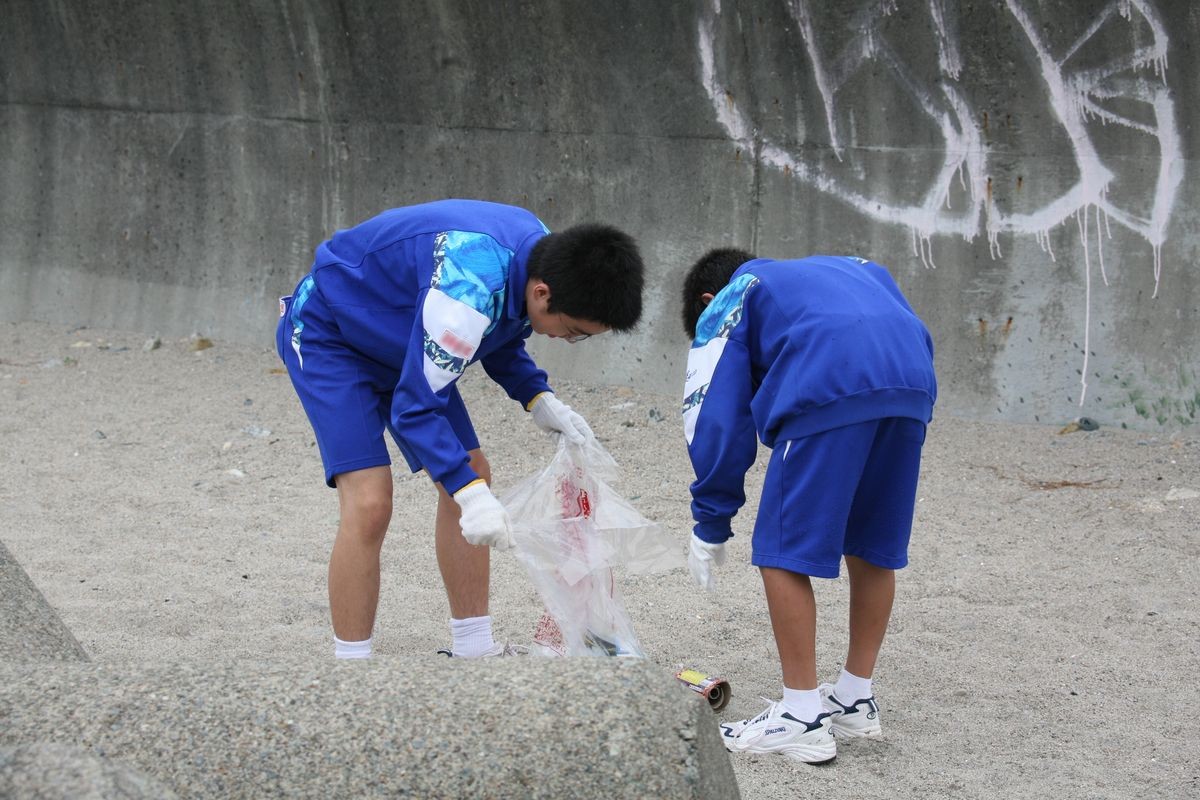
752,417,926,578
276,281,480,488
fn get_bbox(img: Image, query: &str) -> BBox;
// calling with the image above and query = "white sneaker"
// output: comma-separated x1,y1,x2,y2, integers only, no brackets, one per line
722,701,837,764
819,683,882,738
437,643,529,658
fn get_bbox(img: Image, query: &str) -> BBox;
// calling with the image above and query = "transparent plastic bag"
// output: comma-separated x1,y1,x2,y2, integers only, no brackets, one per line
501,435,684,657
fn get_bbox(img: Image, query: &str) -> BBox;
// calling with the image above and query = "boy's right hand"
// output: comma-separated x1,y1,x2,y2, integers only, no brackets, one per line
528,392,594,445
688,534,727,592
454,481,514,551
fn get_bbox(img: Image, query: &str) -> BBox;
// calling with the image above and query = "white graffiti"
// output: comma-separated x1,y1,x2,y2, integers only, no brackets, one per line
698,0,1182,404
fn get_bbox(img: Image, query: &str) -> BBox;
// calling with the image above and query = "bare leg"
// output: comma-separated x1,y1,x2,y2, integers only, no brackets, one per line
329,466,393,641
434,448,492,619
761,567,818,690
843,555,896,678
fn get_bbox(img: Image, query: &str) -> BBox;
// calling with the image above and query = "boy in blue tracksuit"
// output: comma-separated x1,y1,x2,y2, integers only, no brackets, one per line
679,248,936,765
276,199,644,660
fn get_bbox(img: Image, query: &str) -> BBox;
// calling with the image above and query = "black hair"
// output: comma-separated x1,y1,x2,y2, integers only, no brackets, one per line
527,224,644,331
681,248,756,338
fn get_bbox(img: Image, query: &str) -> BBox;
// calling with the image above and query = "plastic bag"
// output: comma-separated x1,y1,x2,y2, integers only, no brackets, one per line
501,435,684,657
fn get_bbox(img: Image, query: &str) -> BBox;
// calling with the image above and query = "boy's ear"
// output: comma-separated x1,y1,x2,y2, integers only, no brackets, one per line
526,279,551,312
701,292,715,306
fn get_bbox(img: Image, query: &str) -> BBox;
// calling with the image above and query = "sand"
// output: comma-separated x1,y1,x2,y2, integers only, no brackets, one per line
2,320,1197,798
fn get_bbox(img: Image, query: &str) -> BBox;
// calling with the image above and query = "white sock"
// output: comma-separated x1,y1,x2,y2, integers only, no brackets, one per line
450,615,495,658
834,668,873,702
781,687,823,722
333,635,372,660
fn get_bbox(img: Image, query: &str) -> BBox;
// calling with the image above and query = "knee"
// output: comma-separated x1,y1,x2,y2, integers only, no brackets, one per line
845,556,894,584
341,492,392,543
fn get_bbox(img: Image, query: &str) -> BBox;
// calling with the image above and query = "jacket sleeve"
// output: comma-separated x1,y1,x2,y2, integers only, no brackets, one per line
480,327,552,408
682,287,759,543
389,231,514,494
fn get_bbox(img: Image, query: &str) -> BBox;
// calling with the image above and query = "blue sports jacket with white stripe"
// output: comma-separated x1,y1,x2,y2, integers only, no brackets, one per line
305,199,553,494
683,256,937,543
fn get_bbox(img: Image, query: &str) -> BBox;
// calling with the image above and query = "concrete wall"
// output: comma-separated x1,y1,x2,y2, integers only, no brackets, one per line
2,0,1196,430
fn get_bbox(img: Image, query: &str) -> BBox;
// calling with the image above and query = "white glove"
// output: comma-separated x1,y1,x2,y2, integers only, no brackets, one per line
688,534,727,592
529,393,594,445
454,482,514,551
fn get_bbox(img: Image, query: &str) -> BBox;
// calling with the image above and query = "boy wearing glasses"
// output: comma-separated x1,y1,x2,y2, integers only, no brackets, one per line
679,248,936,765
277,199,644,660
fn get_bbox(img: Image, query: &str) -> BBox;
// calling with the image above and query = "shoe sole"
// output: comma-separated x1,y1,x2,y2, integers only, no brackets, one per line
831,722,882,739
729,741,837,764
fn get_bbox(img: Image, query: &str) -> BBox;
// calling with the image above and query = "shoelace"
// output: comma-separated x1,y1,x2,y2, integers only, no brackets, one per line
748,697,779,725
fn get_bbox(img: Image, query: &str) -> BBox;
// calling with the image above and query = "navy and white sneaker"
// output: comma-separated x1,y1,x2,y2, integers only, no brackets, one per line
819,683,882,738
436,643,528,658
722,701,837,764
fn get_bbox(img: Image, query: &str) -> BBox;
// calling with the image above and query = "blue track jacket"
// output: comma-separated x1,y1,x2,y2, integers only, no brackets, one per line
304,199,553,494
682,256,937,543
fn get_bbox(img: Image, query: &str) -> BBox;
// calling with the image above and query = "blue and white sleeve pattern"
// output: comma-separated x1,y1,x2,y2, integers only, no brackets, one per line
682,273,760,543
421,231,512,392
287,274,318,369
682,273,758,444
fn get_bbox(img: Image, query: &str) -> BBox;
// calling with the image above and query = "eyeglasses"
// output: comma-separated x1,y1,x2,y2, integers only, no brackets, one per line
557,312,596,343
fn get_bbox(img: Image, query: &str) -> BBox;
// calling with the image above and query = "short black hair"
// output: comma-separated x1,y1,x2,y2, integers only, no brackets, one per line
681,248,756,339
528,224,644,331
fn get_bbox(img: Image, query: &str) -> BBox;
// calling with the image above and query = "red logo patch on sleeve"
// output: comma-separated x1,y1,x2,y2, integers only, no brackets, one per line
438,329,476,358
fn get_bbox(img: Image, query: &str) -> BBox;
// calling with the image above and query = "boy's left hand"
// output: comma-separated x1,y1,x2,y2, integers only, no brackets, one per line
688,534,727,592
529,393,594,444
454,482,515,551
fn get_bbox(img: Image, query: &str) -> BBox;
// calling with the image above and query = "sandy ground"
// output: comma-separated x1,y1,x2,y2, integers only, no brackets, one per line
1,320,1198,799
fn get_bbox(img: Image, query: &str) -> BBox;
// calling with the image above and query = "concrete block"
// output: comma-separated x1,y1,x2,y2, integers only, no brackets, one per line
0,540,89,663
0,658,739,799
0,743,177,799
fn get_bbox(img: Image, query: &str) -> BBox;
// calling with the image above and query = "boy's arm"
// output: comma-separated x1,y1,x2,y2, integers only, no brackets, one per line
479,329,551,409
390,284,486,494
481,340,593,444
683,336,758,543
390,231,517,495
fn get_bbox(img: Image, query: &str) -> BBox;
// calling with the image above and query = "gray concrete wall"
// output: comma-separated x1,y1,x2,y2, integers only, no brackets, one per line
1,0,1196,430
